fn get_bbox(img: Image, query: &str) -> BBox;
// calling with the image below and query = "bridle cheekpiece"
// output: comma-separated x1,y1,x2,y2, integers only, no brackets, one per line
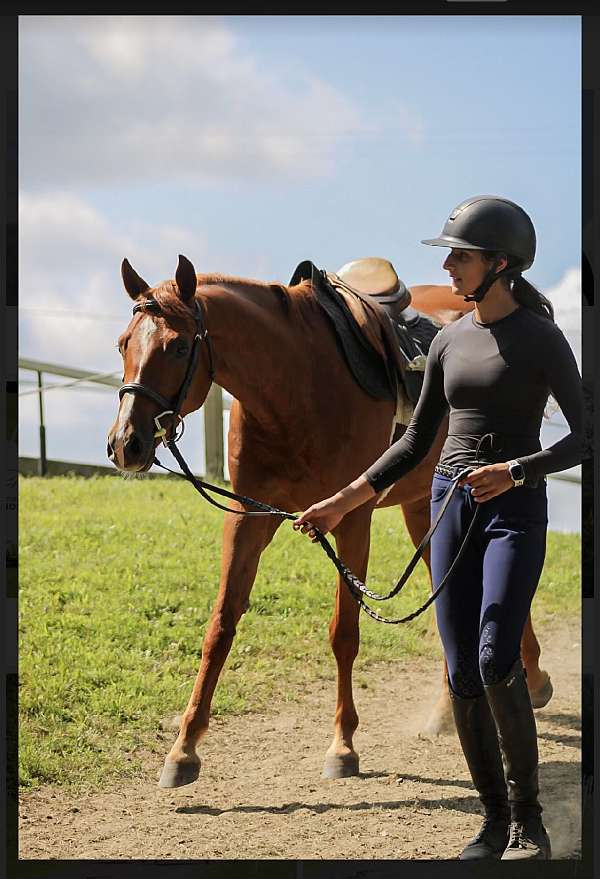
118,296,214,447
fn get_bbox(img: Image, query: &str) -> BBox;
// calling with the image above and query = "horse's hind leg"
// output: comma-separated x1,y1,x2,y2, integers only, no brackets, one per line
400,495,455,737
159,510,281,789
322,508,371,780
521,612,553,709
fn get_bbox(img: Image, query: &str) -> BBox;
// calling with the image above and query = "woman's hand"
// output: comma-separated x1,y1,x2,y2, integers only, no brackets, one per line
293,475,377,541
458,463,515,502
293,496,346,541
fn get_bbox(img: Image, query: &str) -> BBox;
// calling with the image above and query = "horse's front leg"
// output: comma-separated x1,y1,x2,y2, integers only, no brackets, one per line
159,510,281,788
322,507,371,779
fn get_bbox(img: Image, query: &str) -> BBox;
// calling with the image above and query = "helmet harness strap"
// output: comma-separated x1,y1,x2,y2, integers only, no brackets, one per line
463,258,522,303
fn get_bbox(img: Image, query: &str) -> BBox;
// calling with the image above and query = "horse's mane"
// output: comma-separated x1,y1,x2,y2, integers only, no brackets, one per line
197,273,269,287
148,274,304,319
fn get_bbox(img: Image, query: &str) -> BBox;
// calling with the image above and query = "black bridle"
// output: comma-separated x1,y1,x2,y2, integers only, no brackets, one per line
119,297,214,445
117,295,478,625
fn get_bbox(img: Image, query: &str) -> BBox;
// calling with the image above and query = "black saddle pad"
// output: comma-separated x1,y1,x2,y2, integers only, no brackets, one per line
290,260,396,400
289,260,440,405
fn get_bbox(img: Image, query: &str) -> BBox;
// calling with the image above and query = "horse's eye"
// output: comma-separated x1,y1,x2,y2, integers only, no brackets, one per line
175,341,189,357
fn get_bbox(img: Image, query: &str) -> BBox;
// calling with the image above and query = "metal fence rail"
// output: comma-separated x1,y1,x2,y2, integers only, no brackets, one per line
18,357,227,478
18,357,122,388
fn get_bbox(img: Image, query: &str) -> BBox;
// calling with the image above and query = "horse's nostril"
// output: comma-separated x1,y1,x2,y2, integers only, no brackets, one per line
107,437,115,460
128,434,142,457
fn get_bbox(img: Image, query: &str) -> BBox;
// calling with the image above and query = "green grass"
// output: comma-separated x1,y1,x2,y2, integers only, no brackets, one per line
19,475,580,791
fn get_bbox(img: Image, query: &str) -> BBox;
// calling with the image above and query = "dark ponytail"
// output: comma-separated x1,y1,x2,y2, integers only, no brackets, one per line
483,251,555,321
510,273,554,322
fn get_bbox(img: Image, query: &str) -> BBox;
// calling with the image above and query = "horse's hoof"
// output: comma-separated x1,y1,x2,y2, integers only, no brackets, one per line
322,753,359,779
420,699,455,738
529,673,553,710
158,759,201,789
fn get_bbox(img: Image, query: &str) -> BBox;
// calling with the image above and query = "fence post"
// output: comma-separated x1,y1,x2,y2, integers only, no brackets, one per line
204,383,224,480
37,371,47,476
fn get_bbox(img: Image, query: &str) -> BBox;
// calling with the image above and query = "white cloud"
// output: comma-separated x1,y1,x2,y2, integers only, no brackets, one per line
19,192,133,279
18,189,212,468
19,191,207,368
19,15,401,188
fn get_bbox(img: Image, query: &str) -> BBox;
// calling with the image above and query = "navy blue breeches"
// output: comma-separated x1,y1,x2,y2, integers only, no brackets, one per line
430,474,548,698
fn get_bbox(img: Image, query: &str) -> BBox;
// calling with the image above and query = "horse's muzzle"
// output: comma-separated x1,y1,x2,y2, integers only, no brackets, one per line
107,424,154,472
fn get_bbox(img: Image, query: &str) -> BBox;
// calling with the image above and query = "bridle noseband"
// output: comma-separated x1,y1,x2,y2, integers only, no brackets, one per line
118,297,214,445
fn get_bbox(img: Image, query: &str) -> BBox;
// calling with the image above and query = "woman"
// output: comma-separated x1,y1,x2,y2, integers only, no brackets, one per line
293,195,583,861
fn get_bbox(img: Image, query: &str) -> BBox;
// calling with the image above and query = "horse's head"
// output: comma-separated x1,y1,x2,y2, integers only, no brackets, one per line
107,254,213,472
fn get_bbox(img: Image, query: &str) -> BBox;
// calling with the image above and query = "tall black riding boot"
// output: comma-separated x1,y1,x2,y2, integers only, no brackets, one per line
485,659,552,860
450,688,509,859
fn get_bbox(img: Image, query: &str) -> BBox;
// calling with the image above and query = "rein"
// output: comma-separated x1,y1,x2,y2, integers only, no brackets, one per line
119,295,480,625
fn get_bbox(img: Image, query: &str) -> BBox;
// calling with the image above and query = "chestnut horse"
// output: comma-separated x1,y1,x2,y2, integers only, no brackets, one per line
107,255,551,789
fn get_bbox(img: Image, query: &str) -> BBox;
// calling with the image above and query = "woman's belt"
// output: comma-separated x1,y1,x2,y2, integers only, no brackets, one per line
436,432,544,486
434,461,545,486
434,463,471,479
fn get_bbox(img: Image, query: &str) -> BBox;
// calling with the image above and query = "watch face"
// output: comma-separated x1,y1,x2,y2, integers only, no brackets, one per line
510,462,525,481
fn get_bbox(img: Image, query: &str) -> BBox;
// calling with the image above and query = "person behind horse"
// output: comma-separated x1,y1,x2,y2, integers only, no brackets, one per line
293,195,583,861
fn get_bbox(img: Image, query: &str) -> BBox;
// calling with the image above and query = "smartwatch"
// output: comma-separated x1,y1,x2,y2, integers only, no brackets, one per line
507,460,526,487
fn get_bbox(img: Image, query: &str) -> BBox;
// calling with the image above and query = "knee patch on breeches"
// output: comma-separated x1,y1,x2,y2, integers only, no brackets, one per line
479,621,509,685
451,643,484,698
480,643,502,685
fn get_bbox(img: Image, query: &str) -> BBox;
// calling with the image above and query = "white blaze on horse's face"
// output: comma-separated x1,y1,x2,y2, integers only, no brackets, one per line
134,315,161,376
120,314,157,395
117,316,158,413
139,313,159,344
109,313,170,470
128,313,183,385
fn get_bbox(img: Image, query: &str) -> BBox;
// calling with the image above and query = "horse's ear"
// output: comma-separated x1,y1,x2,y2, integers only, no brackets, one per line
121,259,150,300
175,254,198,303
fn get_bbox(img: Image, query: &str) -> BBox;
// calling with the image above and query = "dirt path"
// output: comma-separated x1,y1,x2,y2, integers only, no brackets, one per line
19,619,581,861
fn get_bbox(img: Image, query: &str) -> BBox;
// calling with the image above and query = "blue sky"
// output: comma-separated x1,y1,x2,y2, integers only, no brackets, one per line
18,15,581,529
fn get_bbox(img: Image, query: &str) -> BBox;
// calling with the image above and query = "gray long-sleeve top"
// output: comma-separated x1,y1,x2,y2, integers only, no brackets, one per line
364,306,583,493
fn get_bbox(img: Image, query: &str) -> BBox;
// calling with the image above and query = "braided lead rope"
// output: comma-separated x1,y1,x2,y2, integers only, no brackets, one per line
153,440,478,625
312,502,481,624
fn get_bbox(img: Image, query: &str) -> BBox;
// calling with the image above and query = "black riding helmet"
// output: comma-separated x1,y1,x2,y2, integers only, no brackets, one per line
421,195,536,302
